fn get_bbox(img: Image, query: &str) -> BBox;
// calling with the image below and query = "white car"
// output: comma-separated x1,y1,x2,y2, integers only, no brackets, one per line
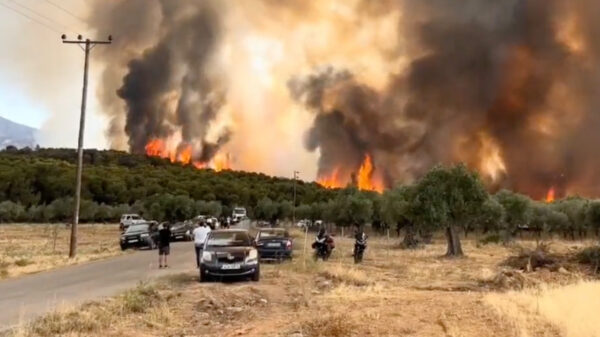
119,214,146,231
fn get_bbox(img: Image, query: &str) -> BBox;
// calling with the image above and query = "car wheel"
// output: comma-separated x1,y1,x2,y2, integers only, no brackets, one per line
199,266,209,283
251,266,260,282
120,244,127,251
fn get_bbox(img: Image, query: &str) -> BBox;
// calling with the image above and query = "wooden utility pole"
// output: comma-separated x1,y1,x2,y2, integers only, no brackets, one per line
292,170,299,227
62,34,112,258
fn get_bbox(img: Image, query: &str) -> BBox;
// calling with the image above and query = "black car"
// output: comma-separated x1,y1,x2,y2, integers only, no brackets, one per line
199,229,259,282
255,228,293,261
120,222,158,250
169,222,193,241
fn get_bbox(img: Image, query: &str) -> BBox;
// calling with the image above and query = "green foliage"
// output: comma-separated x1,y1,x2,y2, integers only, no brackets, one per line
494,189,532,235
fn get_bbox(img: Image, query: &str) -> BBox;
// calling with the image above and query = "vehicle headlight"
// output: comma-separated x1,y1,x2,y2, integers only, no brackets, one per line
245,249,258,264
140,233,149,238
201,251,213,263
120,236,125,241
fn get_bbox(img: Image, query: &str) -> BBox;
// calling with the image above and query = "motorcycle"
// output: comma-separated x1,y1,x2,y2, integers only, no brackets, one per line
353,233,367,264
312,235,334,261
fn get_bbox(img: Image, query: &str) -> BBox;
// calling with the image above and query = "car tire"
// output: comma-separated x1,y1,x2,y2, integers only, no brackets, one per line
199,266,209,283
251,266,260,282
120,244,127,251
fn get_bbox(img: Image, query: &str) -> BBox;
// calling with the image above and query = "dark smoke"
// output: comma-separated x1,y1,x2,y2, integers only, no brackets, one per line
91,0,228,161
292,0,600,198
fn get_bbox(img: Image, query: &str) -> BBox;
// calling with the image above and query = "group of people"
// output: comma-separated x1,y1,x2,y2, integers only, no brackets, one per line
154,220,215,269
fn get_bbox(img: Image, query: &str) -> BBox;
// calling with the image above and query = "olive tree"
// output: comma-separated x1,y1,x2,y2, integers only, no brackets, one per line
381,185,421,248
412,165,488,256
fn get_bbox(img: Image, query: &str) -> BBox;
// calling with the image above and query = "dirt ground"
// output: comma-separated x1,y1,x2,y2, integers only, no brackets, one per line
0,224,124,279
9,229,600,337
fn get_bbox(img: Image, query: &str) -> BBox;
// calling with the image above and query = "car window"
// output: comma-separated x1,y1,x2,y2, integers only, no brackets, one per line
206,232,251,247
258,230,288,239
126,224,148,233
131,215,140,220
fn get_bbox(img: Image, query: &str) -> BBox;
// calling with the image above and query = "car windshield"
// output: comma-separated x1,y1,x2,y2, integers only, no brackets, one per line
126,224,148,233
258,230,288,239
131,215,141,220
206,231,251,247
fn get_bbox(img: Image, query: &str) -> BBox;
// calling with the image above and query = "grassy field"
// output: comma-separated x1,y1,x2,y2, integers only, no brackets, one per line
0,224,124,279
7,228,600,337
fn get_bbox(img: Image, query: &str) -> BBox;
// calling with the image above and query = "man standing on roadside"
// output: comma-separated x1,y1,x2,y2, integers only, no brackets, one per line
158,223,171,269
193,222,211,268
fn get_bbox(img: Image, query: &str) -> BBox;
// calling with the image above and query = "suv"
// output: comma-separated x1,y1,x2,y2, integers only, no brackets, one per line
120,214,145,232
232,207,247,223
120,222,158,250
199,229,259,282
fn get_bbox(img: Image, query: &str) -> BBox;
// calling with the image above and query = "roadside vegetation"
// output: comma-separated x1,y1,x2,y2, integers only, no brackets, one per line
0,224,122,279
8,230,600,337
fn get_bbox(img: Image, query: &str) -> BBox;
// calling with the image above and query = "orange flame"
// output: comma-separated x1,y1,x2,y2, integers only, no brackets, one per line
144,138,232,171
357,154,384,193
318,167,344,189
545,187,555,203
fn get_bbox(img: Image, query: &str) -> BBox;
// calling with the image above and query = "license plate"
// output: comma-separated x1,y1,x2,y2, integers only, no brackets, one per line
267,243,280,247
221,264,241,270
128,239,138,243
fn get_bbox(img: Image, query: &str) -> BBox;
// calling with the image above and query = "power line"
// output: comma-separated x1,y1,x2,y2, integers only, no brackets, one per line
4,0,73,33
42,0,85,23
0,1,61,34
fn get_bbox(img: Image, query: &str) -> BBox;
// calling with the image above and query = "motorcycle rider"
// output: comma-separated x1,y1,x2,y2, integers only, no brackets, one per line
353,226,368,263
312,227,334,260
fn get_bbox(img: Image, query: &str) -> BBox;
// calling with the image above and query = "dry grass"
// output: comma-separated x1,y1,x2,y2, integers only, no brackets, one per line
0,224,123,279
7,228,600,337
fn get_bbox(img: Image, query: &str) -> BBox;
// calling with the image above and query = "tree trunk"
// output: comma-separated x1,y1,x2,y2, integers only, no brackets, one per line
402,224,419,249
445,225,463,257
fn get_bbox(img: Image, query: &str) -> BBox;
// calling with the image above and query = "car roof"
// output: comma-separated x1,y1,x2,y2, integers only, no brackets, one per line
211,229,248,233
258,228,286,231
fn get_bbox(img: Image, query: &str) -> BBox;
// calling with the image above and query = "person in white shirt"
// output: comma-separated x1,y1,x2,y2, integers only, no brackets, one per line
193,222,211,268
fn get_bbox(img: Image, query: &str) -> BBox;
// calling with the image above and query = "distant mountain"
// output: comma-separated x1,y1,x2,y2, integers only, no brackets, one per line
0,116,37,149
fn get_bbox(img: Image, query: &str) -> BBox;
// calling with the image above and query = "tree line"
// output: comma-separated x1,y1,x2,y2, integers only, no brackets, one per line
1,148,599,256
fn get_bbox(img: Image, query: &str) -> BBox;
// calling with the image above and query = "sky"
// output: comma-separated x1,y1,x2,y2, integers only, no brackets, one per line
0,0,108,148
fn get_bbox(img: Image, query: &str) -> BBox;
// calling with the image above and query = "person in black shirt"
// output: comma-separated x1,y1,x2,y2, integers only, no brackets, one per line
158,223,171,268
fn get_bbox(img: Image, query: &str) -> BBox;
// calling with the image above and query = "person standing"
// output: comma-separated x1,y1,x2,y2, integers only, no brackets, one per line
193,222,211,268
158,223,171,268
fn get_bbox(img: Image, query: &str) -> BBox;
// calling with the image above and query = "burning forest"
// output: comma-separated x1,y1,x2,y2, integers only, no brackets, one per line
87,0,600,199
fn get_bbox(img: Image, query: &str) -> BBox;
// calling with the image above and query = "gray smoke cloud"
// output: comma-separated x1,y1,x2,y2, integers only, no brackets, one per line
291,0,600,198
90,0,228,160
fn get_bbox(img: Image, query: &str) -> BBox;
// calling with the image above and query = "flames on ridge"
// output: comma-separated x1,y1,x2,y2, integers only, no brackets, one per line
144,139,231,172
318,154,384,193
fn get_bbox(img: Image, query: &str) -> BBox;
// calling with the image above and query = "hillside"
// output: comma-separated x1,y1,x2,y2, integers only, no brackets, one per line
0,148,337,222
0,116,36,149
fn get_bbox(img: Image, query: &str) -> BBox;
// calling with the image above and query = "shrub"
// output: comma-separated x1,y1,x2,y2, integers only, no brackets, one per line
576,246,600,273
479,233,502,245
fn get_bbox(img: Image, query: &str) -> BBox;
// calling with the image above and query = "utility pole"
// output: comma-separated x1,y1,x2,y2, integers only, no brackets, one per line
292,171,299,226
62,34,112,258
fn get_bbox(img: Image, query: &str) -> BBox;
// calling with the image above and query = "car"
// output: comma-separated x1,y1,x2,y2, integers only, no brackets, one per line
120,222,158,250
199,229,260,282
255,228,292,261
169,221,193,241
232,207,247,223
119,213,146,232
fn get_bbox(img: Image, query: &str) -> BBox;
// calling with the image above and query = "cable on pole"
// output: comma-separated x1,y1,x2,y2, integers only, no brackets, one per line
42,0,85,23
0,1,61,34
4,0,75,33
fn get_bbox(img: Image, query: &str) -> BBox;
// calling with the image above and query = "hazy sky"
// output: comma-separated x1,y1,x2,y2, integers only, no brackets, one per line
0,0,108,148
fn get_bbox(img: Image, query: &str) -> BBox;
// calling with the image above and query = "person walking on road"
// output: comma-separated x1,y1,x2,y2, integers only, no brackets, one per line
193,222,211,268
158,223,171,269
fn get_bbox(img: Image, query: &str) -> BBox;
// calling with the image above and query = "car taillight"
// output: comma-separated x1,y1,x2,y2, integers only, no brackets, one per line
286,240,292,249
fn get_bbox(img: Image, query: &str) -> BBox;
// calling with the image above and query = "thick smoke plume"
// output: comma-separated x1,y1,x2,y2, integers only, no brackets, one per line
89,0,600,198
90,0,229,161
291,0,600,198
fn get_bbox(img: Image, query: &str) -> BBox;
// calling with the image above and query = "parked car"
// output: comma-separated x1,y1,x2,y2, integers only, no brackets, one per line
199,229,259,282
232,207,247,223
206,217,220,230
255,228,292,261
169,221,193,241
119,213,146,232
120,222,158,250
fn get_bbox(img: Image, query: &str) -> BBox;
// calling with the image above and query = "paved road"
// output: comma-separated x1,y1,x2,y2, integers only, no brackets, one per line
0,241,198,330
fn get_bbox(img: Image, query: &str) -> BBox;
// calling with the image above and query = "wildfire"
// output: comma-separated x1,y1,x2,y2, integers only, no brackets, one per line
357,154,384,193
144,138,232,172
317,154,384,192
545,187,556,203
317,167,344,189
